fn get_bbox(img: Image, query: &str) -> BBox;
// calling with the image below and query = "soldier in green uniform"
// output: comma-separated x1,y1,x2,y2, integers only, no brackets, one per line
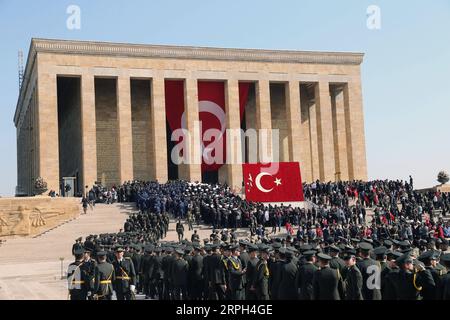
227,244,246,300
418,250,440,300
67,248,88,300
356,242,382,300
255,245,271,300
238,240,250,299
171,248,189,300
245,244,259,300
395,253,435,300
82,248,97,299
151,247,164,300
112,246,137,300
382,250,401,300
141,245,154,299
189,244,204,300
342,249,363,300
269,242,283,300
329,245,345,273
93,251,115,300
207,244,227,300
278,249,298,300
162,246,175,300
312,253,344,300
438,254,450,300
296,250,318,300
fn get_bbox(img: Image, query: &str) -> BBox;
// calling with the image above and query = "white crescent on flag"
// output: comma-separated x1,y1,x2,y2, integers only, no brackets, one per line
255,172,274,193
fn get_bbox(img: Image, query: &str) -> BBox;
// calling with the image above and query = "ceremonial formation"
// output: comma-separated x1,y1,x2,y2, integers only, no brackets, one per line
67,179,450,300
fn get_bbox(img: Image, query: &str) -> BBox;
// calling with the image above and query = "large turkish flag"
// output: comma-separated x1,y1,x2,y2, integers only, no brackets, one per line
243,162,304,202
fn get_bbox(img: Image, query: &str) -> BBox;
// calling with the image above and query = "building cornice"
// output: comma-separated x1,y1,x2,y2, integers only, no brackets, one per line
14,38,364,126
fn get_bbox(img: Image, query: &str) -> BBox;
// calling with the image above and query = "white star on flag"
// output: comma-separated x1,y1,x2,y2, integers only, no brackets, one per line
274,177,282,186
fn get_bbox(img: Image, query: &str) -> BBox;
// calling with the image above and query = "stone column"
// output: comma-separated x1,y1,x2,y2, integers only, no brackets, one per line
80,73,98,192
332,87,349,181
219,79,243,190
36,72,59,193
117,75,134,183
255,79,273,163
180,78,202,182
150,77,168,183
344,80,368,181
285,81,302,163
315,81,335,182
309,100,320,181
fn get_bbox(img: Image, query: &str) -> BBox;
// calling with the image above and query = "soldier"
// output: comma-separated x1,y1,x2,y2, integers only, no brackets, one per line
255,245,271,300
269,243,283,300
238,240,250,299
151,247,164,300
191,230,200,243
356,242,382,300
131,245,143,294
278,248,298,300
312,253,344,300
245,244,259,300
382,250,402,300
72,237,83,256
296,250,318,300
208,244,227,300
112,246,137,300
342,249,363,300
162,247,175,300
438,253,450,300
67,248,88,300
171,248,189,300
82,248,97,299
329,245,345,273
395,253,435,300
227,244,246,300
189,245,204,300
418,250,440,300
93,251,115,300
176,220,185,243
141,246,154,299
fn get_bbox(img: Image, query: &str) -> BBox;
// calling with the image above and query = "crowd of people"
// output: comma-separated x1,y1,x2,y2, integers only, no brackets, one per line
67,178,450,300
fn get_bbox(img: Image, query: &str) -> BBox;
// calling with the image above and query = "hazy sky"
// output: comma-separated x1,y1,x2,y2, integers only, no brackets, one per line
0,0,449,196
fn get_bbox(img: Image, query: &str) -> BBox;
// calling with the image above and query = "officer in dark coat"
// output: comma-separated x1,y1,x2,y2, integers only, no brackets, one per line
296,250,318,300
382,250,402,300
189,245,204,300
238,241,250,299
141,246,154,299
67,248,88,300
112,247,137,300
329,245,345,273
72,237,83,256
171,248,189,300
278,249,298,300
245,244,259,300
395,253,435,300
312,253,344,300
255,245,271,300
418,250,440,300
151,247,164,300
93,251,115,300
356,242,382,300
162,247,175,300
227,245,246,300
208,244,227,300
82,248,97,299
342,249,363,300
269,244,283,300
131,245,143,294
438,254,450,300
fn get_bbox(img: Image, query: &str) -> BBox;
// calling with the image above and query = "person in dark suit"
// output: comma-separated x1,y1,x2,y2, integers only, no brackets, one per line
356,242,382,300
313,253,344,300
277,249,298,300
296,250,318,300
93,251,115,300
227,244,246,300
342,249,363,300
418,250,440,300
112,246,137,300
171,249,189,300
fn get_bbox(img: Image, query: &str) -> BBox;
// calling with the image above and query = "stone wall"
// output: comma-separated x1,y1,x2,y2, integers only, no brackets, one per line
131,79,152,181
0,197,80,237
95,78,120,187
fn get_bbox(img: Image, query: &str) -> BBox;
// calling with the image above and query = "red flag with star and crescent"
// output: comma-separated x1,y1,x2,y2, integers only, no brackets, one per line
243,162,304,202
